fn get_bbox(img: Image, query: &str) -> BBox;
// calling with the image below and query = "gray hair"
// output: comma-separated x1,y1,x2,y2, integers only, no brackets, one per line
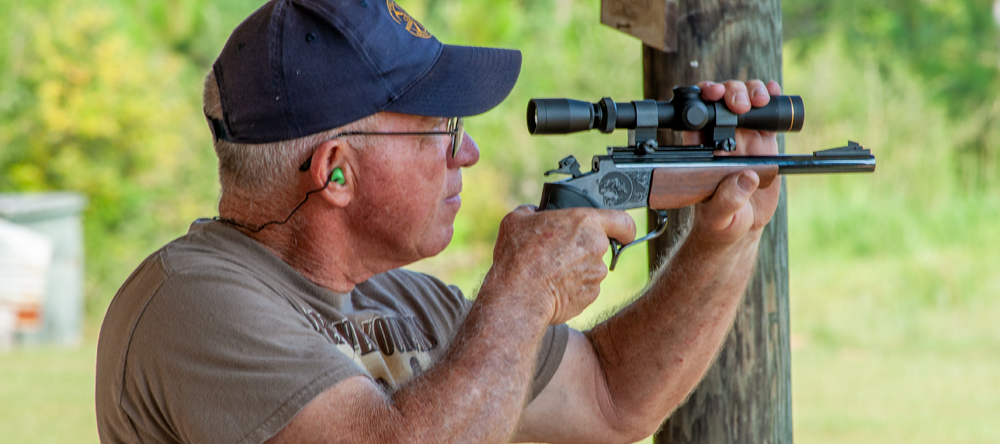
202,71,381,200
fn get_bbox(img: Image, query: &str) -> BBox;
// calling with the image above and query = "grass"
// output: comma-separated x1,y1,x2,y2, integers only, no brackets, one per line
792,346,1000,444
789,249,1000,444
0,332,100,443
786,186,1000,444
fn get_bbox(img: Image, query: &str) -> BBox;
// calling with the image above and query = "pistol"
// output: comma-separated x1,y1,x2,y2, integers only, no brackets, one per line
528,86,875,270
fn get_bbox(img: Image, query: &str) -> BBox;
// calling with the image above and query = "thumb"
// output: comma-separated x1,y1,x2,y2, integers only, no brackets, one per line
699,170,759,233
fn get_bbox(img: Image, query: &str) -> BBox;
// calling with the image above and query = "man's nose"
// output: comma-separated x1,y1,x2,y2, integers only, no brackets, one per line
449,133,480,168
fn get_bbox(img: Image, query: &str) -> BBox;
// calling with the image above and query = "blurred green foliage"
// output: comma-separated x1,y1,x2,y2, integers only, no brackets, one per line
786,0,1000,188
781,11,1000,442
0,0,224,313
0,0,999,442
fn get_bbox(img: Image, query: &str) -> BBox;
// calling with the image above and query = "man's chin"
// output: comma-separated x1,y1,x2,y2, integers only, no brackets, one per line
415,227,455,260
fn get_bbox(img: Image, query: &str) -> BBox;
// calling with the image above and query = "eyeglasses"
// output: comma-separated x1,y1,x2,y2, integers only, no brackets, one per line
298,117,464,172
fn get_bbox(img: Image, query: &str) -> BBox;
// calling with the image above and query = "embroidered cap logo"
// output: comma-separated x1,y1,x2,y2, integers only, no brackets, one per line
386,0,432,39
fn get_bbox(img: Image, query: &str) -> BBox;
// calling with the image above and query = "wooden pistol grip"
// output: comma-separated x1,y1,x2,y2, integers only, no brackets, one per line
648,165,779,209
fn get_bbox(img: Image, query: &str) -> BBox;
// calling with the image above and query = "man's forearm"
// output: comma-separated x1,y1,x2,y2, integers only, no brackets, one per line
386,287,551,443
270,285,552,444
586,230,761,430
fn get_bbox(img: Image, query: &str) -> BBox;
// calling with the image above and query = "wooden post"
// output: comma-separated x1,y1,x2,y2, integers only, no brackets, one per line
605,0,792,442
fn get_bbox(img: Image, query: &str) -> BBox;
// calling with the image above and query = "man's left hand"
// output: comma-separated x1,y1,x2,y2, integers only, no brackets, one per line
684,79,783,247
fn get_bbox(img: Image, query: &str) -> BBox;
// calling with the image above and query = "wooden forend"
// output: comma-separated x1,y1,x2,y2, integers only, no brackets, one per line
648,165,778,209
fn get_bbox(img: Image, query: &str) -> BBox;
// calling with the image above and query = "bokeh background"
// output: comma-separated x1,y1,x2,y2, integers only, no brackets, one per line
2,0,999,443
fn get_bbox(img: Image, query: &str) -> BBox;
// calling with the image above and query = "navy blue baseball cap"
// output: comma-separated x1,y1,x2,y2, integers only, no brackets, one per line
209,0,522,144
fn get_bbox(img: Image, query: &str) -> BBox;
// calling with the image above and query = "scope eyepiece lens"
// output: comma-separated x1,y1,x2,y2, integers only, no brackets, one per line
527,100,538,134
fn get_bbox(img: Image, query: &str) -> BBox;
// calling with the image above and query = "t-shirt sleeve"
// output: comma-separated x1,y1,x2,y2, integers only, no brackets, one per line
532,323,569,400
121,271,363,444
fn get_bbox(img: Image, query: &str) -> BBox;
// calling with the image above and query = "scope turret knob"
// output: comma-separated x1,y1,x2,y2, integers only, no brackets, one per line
682,102,709,130
673,86,702,98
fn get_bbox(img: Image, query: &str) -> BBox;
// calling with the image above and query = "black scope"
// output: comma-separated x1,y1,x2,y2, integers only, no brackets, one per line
527,86,804,136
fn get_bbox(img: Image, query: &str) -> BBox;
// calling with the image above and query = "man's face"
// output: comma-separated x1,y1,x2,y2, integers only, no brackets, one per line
345,113,480,266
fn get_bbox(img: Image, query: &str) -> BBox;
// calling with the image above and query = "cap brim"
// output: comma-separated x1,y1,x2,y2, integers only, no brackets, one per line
385,45,521,118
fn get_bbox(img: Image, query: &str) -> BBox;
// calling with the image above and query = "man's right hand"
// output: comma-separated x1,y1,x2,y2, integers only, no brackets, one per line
482,205,636,325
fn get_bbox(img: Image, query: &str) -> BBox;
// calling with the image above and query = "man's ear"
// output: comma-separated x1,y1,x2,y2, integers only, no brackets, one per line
307,138,354,208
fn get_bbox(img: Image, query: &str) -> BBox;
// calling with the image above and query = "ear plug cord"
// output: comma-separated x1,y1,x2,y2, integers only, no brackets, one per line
214,167,345,233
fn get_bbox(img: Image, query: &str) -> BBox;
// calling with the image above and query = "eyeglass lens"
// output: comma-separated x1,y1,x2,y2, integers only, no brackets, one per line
449,117,464,158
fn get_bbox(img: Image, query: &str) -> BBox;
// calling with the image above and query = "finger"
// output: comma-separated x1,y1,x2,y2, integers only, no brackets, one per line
736,129,779,156
697,81,725,101
723,80,751,114
746,79,770,108
765,80,782,96
595,209,637,245
700,170,759,232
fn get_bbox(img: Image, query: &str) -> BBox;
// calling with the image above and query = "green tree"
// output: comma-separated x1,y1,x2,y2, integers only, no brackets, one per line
784,0,1000,189
0,0,218,314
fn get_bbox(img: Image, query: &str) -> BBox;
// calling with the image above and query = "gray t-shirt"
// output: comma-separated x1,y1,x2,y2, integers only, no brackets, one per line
96,220,568,444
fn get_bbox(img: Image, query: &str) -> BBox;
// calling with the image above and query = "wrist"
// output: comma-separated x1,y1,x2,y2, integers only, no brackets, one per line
684,224,763,257
478,270,556,326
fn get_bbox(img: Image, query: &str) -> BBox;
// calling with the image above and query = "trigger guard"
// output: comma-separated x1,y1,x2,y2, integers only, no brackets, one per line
607,210,669,271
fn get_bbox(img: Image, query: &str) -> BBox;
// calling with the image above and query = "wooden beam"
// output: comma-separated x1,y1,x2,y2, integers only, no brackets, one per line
631,0,793,442
601,0,679,52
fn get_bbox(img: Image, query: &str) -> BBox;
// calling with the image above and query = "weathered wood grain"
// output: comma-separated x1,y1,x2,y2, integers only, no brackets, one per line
638,0,793,443
601,0,680,51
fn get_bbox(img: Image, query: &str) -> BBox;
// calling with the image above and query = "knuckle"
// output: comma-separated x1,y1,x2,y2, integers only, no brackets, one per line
590,239,609,257
578,227,606,253
574,207,597,221
724,79,746,90
594,265,609,282
498,212,517,230
564,207,584,220
572,226,606,255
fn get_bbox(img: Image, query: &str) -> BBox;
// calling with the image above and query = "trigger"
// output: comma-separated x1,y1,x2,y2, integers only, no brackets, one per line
607,210,669,271
608,239,625,271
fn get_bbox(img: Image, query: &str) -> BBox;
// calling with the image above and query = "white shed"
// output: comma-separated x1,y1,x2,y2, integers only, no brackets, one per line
0,219,53,348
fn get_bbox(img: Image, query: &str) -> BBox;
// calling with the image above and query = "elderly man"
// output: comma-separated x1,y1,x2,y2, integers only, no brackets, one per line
96,1,782,443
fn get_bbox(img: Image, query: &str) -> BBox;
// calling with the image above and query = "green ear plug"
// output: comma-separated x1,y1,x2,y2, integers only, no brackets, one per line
330,167,345,185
